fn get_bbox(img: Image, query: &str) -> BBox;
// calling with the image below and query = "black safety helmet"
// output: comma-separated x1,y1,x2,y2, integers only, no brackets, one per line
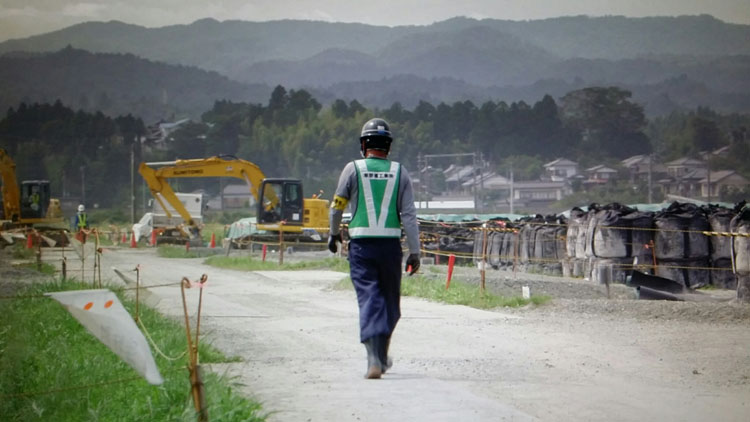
359,118,392,156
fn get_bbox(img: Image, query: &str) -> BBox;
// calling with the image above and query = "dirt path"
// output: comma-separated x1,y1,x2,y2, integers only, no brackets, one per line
84,248,750,421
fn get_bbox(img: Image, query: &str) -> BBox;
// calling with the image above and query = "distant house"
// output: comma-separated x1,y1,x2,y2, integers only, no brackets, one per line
511,181,569,205
621,155,667,183
700,170,749,199
659,157,707,198
543,158,578,181
665,157,705,179
444,165,480,193
222,184,256,210
704,145,732,159
583,165,618,186
661,168,706,198
143,118,192,150
460,171,509,191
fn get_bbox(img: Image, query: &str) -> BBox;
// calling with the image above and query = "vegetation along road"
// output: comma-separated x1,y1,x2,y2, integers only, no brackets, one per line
95,247,749,421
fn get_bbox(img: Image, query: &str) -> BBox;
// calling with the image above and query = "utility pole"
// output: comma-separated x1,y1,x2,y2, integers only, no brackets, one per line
509,163,514,215
647,155,653,204
79,166,85,207
472,153,478,214
130,144,135,224
706,159,712,204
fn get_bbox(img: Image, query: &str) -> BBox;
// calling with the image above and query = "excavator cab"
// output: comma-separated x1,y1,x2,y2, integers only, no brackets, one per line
257,179,304,226
20,180,51,220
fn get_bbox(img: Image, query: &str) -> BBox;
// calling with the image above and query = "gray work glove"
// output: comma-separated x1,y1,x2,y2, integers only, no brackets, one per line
405,253,420,275
328,233,342,254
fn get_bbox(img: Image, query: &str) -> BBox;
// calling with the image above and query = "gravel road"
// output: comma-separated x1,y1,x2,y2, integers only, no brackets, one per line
43,246,750,421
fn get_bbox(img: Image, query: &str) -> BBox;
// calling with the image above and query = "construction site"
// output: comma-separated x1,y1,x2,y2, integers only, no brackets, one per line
2,190,750,420
3,8,750,421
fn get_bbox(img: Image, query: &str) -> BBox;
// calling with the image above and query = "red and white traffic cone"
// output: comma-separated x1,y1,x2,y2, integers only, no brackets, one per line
209,233,216,249
130,231,137,248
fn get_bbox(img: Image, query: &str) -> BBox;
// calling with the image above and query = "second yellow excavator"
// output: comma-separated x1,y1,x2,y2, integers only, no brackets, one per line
138,155,329,244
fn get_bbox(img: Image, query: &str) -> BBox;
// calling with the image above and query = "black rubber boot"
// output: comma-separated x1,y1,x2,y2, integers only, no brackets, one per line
363,337,382,379
380,335,393,374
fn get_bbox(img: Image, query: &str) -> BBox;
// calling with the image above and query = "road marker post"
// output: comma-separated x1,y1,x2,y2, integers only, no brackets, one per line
446,254,456,289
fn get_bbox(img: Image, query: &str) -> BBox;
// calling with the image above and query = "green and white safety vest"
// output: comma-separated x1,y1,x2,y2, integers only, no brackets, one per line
349,158,402,239
77,213,87,229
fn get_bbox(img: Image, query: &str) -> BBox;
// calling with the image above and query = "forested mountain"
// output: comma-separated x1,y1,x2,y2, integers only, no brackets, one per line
2,15,747,67
0,47,271,122
0,15,749,117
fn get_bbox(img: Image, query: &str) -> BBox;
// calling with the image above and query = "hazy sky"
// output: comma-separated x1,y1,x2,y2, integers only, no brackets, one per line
1,0,749,42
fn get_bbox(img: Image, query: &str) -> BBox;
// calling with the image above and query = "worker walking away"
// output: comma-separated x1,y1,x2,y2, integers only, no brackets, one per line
74,204,89,243
328,117,421,379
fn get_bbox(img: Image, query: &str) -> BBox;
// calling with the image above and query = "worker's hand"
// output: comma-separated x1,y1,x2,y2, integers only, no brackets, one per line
328,233,342,254
405,254,420,275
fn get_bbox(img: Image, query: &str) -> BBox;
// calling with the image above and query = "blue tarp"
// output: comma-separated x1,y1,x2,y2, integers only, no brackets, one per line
226,217,260,240
417,213,527,223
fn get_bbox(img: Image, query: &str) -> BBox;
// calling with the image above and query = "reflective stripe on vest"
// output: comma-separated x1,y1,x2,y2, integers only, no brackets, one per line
78,213,87,228
349,159,401,238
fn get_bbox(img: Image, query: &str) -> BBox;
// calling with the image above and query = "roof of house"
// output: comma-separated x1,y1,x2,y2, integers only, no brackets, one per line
445,165,476,183
544,158,578,167
699,170,749,184
682,168,708,180
621,155,649,167
666,157,705,166
585,165,617,173
512,181,566,189
460,172,510,188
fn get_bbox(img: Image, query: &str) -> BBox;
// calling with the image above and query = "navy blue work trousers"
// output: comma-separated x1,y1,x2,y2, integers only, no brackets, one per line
348,238,403,342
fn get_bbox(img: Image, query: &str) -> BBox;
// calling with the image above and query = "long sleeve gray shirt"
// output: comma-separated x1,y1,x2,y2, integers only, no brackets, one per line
329,158,420,256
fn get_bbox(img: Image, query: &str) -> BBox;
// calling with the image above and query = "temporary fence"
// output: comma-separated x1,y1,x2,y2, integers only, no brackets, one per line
225,225,334,264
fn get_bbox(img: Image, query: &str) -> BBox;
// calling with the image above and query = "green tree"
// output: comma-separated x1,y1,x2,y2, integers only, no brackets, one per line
689,116,723,154
559,86,650,159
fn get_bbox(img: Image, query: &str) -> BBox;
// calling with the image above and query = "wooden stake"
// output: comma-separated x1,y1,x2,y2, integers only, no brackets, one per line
480,224,488,292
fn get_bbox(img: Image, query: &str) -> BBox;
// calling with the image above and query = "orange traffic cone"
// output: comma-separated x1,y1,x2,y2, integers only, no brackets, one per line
185,241,190,252
26,233,33,249
209,233,216,248
121,232,127,244
150,230,157,247
130,231,137,248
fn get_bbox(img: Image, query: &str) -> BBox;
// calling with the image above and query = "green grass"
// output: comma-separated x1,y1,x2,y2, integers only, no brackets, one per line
0,278,265,422
157,245,222,259
10,244,35,260
201,223,227,244
204,255,350,272
14,261,57,275
336,274,550,309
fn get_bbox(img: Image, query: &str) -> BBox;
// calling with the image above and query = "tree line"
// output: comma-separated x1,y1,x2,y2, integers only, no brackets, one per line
1,86,749,211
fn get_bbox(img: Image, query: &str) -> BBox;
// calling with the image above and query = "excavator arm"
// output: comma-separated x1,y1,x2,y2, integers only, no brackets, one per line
0,148,22,221
139,156,275,231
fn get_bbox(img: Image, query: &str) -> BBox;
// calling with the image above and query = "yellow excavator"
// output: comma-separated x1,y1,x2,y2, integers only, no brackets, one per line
138,155,329,244
1,148,66,246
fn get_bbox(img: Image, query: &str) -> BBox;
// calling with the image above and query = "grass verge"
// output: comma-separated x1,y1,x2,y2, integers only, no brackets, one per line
157,245,223,259
204,255,350,272
0,277,265,422
336,273,550,309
